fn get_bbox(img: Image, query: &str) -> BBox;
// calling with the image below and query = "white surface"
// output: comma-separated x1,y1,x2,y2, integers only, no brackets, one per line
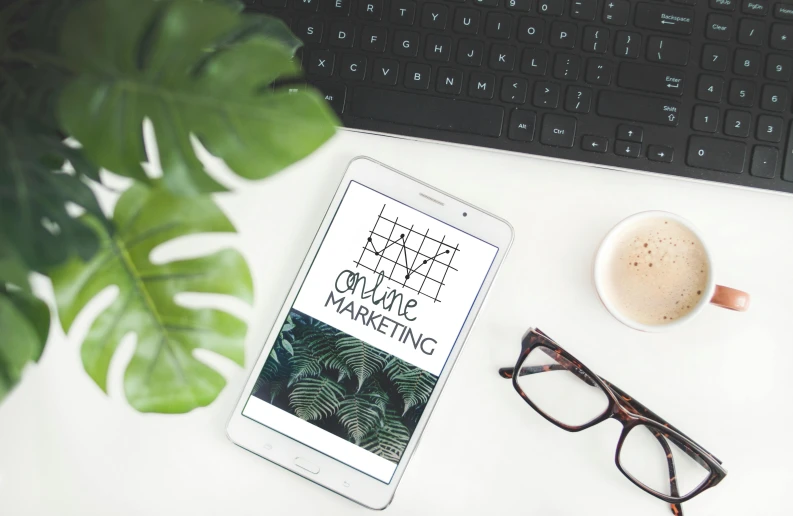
2,131,792,516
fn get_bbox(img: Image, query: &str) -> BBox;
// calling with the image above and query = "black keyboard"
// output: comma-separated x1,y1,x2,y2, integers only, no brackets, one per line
246,0,793,194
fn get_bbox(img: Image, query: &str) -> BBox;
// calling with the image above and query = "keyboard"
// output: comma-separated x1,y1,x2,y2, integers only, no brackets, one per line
245,0,793,195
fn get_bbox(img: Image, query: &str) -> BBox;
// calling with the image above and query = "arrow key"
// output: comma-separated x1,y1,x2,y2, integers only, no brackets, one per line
648,145,675,163
582,135,609,153
617,124,643,143
615,140,641,158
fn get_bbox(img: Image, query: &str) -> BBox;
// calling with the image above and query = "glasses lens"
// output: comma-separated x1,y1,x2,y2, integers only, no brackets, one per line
618,424,712,499
515,345,610,428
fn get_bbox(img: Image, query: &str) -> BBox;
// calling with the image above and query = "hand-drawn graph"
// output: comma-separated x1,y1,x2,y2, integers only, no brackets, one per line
354,204,459,302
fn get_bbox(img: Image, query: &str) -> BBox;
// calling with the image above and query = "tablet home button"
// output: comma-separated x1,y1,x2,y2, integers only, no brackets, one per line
294,457,320,474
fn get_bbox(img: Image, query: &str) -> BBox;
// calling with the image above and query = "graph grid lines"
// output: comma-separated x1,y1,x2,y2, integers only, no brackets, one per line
354,205,459,303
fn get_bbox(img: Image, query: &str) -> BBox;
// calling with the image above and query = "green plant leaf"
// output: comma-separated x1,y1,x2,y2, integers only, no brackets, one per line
337,389,387,444
336,335,388,392
50,183,253,413
288,377,345,421
359,409,410,463
286,352,322,387
57,0,337,195
0,287,50,403
385,357,436,414
0,122,106,272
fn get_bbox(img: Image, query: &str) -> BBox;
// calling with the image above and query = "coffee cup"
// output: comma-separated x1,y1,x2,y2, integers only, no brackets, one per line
593,211,750,332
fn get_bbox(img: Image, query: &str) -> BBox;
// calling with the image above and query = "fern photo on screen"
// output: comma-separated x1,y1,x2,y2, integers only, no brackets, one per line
251,309,438,464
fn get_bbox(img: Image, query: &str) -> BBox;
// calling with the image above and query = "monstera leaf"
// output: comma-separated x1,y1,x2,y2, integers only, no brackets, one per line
360,409,410,462
0,287,50,403
50,184,253,413
336,336,388,391
57,0,337,196
288,377,345,421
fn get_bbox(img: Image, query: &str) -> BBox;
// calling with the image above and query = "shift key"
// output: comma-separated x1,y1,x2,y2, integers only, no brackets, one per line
598,91,681,126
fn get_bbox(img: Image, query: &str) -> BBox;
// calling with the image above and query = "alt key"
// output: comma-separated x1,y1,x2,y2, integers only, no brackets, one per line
647,145,674,163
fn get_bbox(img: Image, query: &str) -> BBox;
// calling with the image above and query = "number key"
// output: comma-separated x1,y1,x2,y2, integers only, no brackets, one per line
761,84,788,112
766,54,792,81
692,105,720,133
565,86,592,113
537,0,564,16
756,115,783,142
697,75,724,102
734,49,761,76
724,110,751,137
729,80,755,106
702,44,729,72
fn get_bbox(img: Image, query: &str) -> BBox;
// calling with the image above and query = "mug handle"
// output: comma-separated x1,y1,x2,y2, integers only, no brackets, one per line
711,285,751,312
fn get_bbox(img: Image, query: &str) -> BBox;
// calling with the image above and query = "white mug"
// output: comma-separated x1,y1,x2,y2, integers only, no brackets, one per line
593,211,750,332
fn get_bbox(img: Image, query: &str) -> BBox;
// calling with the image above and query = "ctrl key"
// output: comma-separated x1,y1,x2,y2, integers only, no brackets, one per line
540,114,576,148
686,136,747,174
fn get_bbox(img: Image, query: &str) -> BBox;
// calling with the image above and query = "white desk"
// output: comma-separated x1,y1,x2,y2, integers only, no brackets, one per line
2,131,792,516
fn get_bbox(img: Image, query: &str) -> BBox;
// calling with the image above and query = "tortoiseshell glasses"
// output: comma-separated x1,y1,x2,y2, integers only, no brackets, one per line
499,329,726,516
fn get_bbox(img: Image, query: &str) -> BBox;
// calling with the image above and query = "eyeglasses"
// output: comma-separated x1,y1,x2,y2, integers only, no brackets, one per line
499,329,726,516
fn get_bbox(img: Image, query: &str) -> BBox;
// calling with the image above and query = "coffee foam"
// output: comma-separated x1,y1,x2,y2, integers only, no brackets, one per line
602,217,709,326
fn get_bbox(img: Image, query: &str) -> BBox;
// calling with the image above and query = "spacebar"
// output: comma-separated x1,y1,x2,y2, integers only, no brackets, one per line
351,87,505,137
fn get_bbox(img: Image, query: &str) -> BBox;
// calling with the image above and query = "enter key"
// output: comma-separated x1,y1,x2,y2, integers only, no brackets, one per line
618,62,685,96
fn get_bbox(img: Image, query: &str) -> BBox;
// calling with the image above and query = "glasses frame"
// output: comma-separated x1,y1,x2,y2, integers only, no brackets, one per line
499,329,727,512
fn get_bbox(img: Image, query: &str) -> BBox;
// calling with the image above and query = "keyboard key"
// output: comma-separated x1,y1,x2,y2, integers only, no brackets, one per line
293,0,319,11
359,0,383,20
617,62,685,96
540,114,576,147
760,85,787,112
533,82,560,108
506,0,531,11
646,37,690,65
733,49,761,76
603,0,630,26
750,146,778,178
648,145,674,162
550,21,577,48
692,105,720,133
565,86,592,113
508,109,537,141
425,35,452,61
686,136,746,173
341,54,367,81
553,54,581,80
582,135,608,152
361,26,387,52
770,23,793,50
329,21,355,47
738,19,766,45
313,81,346,114
490,45,517,71
390,0,416,24
521,48,549,75
296,19,323,44
598,91,681,126
404,63,431,90
615,141,641,158
422,4,449,29
372,58,399,85
706,14,733,41
457,39,484,66
351,87,505,137
729,80,755,106
701,44,728,71
756,115,783,142
502,77,528,103
635,3,695,35
697,75,724,102
615,31,641,58
582,26,609,53
454,8,481,34
486,13,513,38
308,50,335,76
474,0,499,6
436,67,463,94
585,59,613,85
537,0,565,16
394,31,419,57
783,121,793,182
571,0,598,20
766,54,792,81
710,0,737,11
724,110,751,137
469,72,496,99
617,125,643,143
776,4,793,20
743,0,769,16
518,17,545,43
